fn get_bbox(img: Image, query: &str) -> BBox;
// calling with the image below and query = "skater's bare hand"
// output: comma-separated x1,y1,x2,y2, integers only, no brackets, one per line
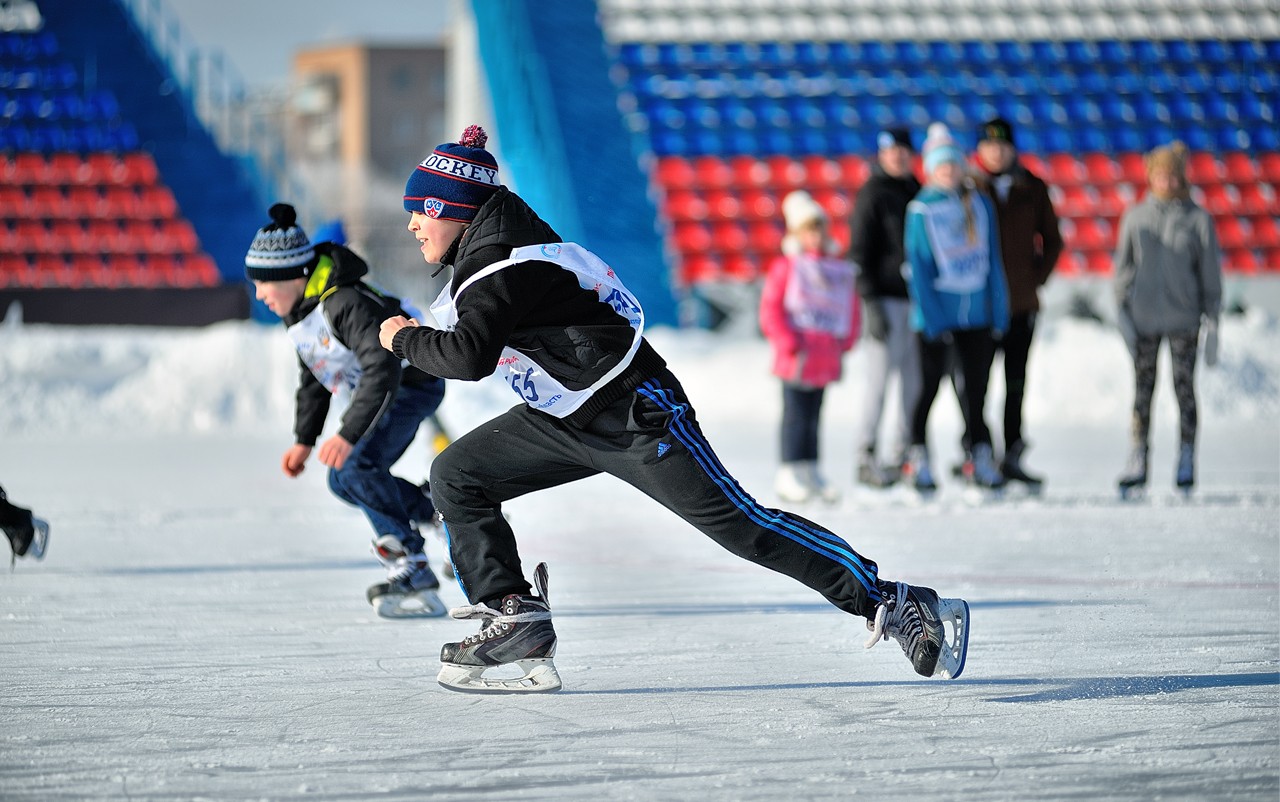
379,316,419,351
282,444,311,477
317,435,353,470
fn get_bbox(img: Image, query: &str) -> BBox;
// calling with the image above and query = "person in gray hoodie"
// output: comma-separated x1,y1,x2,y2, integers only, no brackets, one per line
1112,141,1222,496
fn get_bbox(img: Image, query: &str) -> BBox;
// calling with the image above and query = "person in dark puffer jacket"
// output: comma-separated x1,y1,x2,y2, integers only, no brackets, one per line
247,204,446,608
380,126,971,693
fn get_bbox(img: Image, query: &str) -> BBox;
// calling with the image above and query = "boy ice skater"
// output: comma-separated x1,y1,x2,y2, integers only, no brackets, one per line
247,204,447,617
381,127,970,692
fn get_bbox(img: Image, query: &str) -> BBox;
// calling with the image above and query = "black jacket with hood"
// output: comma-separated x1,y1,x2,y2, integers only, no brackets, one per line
391,187,667,427
285,242,437,446
847,163,921,300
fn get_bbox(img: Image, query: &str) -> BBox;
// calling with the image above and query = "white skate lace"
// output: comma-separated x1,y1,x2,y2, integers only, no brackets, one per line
864,584,924,656
447,602,553,646
387,555,427,584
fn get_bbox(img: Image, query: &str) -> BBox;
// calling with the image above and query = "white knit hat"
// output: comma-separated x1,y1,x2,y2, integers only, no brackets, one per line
781,190,827,232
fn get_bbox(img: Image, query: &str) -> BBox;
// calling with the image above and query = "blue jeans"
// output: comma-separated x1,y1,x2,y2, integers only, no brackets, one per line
328,379,445,553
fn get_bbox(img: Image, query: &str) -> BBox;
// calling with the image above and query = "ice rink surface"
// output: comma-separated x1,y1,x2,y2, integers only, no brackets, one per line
1,315,1277,800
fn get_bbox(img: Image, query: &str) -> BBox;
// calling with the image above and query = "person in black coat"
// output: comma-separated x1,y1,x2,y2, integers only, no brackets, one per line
378,126,970,693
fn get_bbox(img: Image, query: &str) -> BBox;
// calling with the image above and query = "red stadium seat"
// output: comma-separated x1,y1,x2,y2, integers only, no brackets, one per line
672,221,712,254
27,186,68,218
0,254,34,288
1185,152,1222,184
1084,250,1113,274
1047,154,1086,186
703,188,741,221
1259,153,1280,182
678,254,720,284
66,186,110,219
184,253,221,286
739,188,777,220
766,156,806,191
708,221,748,252
1221,152,1258,183
729,155,769,188
1216,216,1251,249
161,219,199,254
1237,183,1277,215
803,155,843,189
49,219,92,254
14,220,54,253
1117,153,1147,183
813,189,850,220
721,251,760,280
1197,184,1240,215
1222,248,1261,273
837,154,870,188
87,219,127,253
137,186,178,219
662,188,706,221
1252,216,1279,248
10,153,51,185
83,153,127,186
1070,217,1114,251
103,186,141,218
748,220,782,253
46,152,86,185
691,156,732,189
121,152,159,186
654,157,695,189
1081,152,1119,183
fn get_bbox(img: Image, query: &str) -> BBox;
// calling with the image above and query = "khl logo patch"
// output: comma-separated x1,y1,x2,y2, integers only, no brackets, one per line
423,198,445,219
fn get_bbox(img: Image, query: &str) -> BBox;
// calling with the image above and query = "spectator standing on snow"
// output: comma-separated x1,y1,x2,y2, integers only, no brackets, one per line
1112,141,1222,497
759,190,860,504
903,123,1010,493
847,126,922,489
970,118,1062,491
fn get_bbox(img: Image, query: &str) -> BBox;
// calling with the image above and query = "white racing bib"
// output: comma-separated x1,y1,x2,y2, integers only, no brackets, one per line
920,195,994,295
430,242,645,418
287,302,361,394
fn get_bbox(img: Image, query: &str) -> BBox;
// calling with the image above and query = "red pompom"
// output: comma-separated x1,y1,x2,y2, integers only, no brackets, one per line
459,125,488,149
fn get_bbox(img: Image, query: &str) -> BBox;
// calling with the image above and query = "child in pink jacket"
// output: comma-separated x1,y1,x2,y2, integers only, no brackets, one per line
759,191,861,503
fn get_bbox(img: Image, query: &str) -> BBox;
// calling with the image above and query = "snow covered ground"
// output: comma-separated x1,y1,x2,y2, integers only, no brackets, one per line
1,299,1277,801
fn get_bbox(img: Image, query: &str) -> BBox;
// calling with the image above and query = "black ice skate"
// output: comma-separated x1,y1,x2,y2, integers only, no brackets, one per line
1175,442,1195,496
437,562,561,693
1000,441,1044,494
367,534,446,619
0,486,49,569
1117,445,1148,501
865,581,969,679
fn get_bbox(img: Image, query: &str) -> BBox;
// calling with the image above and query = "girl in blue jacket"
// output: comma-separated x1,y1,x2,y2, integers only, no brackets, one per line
903,124,1010,491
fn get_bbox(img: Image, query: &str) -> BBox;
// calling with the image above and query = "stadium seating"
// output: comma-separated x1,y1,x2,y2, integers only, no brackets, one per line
0,18,220,291
598,0,1280,284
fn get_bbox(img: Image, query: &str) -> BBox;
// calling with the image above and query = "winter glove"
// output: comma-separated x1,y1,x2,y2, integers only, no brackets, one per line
862,298,889,341
1202,316,1219,367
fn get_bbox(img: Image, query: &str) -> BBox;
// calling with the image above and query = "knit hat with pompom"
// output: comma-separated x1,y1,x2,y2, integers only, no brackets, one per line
403,125,501,222
244,203,315,281
922,122,965,175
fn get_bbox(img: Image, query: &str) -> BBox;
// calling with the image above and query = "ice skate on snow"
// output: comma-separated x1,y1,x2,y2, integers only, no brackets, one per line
1175,442,1195,497
437,562,561,693
1000,441,1044,495
865,580,969,679
1117,444,1148,501
1,486,49,569
367,534,446,619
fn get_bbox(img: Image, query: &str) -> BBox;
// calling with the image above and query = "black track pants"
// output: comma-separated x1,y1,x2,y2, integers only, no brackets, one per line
429,369,883,619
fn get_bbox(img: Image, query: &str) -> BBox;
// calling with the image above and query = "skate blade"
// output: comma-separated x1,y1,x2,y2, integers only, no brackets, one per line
367,585,447,619
932,597,970,680
437,658,562,694
28,518,49,560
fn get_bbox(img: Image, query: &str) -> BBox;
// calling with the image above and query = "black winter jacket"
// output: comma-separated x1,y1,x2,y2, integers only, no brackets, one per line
847,164,921,300
391,187,667,427
284,242,437,446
